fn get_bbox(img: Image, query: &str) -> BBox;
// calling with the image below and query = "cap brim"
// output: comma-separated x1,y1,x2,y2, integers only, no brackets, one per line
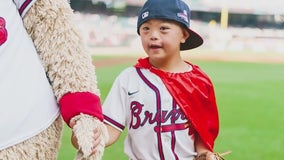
181,28,203,50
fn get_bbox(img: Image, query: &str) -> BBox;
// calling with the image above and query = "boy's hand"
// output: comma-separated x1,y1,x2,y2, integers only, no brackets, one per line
194,151,231,160
70,119,79,149
194,152,222,160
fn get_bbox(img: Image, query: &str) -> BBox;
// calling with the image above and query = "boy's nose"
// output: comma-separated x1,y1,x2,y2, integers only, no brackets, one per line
150,31,159,40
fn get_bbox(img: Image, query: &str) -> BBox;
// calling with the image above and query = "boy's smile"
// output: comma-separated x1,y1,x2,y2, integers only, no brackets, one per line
149,43,162,52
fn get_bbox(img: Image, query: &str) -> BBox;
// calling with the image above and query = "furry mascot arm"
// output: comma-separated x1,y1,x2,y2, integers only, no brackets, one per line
22,0,108,159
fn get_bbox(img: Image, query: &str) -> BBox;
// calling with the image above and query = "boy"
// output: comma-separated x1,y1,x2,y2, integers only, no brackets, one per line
73,0,224,159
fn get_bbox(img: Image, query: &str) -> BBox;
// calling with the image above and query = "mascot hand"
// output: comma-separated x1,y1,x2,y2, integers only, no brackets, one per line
70,114,109,160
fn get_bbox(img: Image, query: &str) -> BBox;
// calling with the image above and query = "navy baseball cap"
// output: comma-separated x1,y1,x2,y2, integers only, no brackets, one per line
137,0,203,50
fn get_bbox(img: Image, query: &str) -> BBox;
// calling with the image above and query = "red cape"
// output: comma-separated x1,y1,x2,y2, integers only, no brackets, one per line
135,57,219,151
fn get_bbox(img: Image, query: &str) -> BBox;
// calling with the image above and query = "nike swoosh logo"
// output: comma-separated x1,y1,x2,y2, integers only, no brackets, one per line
128,90,139,96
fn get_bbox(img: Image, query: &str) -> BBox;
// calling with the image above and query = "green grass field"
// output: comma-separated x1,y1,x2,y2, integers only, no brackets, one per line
58,56,284,160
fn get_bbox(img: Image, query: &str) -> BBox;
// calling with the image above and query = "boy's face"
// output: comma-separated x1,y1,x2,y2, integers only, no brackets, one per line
139,19,189,62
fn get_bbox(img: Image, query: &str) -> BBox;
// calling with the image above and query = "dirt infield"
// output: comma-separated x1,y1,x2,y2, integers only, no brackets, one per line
93,57,137,67
91,47,284,68
92,54,284,68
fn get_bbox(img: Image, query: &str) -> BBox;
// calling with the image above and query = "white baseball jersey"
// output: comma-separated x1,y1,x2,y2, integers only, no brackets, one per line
103,67,196,160
0,0,59,149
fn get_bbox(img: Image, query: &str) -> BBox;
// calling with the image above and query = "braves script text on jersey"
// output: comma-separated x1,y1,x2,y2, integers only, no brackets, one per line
0,0,59,149
103,67,197,160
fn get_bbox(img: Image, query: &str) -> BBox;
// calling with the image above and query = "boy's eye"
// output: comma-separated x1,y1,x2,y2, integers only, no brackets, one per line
142,26,149,31
160,26,169,31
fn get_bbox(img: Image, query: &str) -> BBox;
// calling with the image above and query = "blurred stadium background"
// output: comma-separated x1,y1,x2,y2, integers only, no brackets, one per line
69,0,284,55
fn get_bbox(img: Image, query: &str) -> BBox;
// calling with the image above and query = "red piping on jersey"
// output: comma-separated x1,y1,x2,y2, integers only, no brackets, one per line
136,68,165,160
104,115,125,131
135,57,219,151
59,92,103,126
171,100,179,160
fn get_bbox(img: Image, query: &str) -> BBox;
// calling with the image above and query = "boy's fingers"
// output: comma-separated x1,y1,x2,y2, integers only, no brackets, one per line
90,136,102,154
93,128,101,138
69,119,76,128
71,133,79,149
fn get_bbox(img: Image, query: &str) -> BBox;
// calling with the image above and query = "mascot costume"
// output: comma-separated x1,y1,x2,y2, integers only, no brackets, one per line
0,0,108,159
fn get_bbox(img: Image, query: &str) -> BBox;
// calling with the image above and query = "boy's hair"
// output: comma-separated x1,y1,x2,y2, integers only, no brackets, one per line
137,0,203,50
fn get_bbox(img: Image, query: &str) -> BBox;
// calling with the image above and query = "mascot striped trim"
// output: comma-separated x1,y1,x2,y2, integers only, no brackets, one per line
14,0,36,16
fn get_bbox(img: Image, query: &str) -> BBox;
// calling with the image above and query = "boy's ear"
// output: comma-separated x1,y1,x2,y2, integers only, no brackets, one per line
181,29,190,43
